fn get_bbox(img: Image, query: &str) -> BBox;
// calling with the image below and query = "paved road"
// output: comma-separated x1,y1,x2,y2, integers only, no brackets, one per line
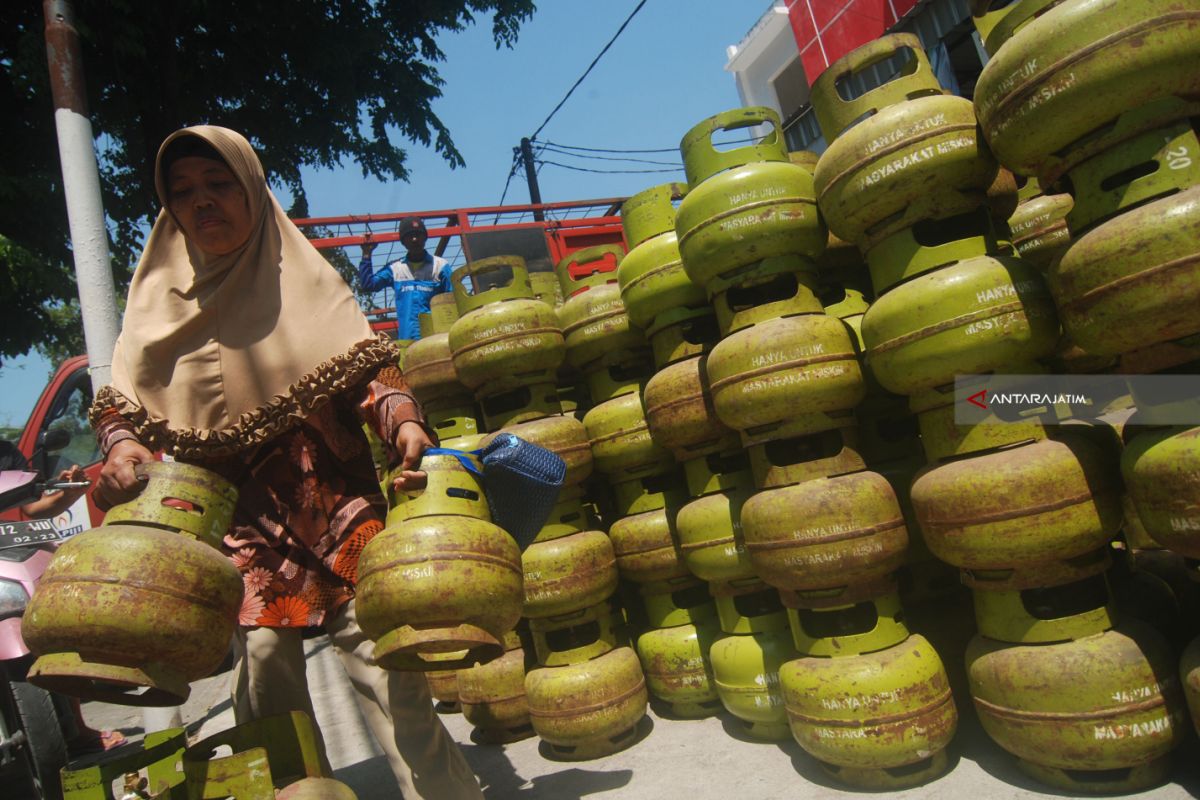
78,637,1200,800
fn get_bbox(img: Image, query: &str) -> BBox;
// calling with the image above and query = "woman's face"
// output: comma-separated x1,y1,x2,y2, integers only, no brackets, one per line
166,156,254,256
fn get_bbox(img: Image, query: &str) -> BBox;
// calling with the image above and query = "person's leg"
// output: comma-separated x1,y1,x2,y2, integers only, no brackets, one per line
326,600,483,800
65,696,127,755
229,624,333,774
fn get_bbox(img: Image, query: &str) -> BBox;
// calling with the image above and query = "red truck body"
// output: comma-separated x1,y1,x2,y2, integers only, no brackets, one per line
295,197,627,336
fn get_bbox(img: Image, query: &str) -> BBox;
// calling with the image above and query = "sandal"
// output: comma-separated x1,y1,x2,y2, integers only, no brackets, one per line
68,728,128,756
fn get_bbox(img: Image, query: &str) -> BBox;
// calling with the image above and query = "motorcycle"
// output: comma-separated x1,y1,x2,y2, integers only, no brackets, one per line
0,428,90,800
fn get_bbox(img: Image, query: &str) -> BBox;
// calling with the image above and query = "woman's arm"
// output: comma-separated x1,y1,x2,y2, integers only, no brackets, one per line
94,408,155,507
355,367,433,489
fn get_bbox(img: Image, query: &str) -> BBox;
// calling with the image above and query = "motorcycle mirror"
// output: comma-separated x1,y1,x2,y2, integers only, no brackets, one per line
31,428,72,477
39,427,71,454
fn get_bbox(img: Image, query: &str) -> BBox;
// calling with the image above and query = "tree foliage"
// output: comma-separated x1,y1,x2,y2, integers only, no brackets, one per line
0,0,535,365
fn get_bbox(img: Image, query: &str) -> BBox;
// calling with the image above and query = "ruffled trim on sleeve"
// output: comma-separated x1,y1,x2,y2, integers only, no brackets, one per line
89,335,401,459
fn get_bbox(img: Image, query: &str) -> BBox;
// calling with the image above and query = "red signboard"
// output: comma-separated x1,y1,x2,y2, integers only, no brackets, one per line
786,0,920,85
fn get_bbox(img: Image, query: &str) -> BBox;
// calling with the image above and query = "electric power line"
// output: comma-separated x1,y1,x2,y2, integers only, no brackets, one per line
537,158,681,173
493,148,522,223
540,140,679,155
537,132,771,157
530,0,649,140
496,151,520,206
538,144,681,167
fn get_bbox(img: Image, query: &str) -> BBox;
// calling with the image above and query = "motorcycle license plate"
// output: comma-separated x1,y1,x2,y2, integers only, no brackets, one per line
0,518,72,551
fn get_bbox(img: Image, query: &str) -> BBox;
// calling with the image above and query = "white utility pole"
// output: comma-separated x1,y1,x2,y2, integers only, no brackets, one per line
44,0,120,391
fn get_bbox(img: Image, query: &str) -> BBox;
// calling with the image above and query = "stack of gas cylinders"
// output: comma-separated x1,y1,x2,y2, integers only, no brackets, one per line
395,253,652,758
22,6,1198,787
669,102,959,788
386,1,1198,791
807,27,1182,792
969,0,1200,791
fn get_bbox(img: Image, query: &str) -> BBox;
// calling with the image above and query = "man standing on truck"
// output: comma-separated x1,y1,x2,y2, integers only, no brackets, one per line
357,216,453,341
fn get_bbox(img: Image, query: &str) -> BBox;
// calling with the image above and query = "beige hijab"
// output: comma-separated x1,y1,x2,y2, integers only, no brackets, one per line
93,125,396,457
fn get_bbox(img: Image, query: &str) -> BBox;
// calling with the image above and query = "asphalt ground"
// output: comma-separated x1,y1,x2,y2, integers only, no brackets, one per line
76,635,1200,800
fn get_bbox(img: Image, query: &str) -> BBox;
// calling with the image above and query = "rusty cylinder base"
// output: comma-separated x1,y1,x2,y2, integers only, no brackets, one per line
540,720,643,762
471,722,537,745
819,749,950,791
373,624,503,672
1017,755,1172,795
28,652,190,707
734,719,791,742
665,698,723,719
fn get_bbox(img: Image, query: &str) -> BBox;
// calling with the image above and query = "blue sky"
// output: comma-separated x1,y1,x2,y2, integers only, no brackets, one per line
0,0,772,429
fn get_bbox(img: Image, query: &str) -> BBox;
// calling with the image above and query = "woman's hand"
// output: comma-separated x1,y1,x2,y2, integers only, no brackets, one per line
98,439,155,506
55,464,89,504
19,463,91,519
391,420,432,493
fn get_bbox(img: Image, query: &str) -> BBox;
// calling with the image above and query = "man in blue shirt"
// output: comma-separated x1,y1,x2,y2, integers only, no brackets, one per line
358,216,453,340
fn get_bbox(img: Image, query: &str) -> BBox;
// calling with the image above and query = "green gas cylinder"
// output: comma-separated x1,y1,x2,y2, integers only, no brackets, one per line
709,626,797,741
520,529,618,620
1051,186,1200,358
25,462,242,706
1123,423,1200,559
636,619,723,719
811,34,996,251
583,391,675,481
558,247,648,374
618,183,706,330
525,646,648,760
676,107,825,294
781,634,957,790
967,621,1187,793
862,255,1059,396
643,353,735,460
741,471,908,593
706,314,865,436
357,454,521,670
912,433,1122,572
974,0,1200,180
448,256,565,395
458,629,534,743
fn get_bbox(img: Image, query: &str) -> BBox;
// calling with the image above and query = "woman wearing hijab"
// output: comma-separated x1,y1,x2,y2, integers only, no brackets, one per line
91,125,483,800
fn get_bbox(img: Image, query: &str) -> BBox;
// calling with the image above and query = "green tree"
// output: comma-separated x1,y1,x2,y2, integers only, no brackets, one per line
1,0,535,366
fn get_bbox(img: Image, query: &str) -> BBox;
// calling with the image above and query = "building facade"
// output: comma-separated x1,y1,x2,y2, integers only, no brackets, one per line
726,0,989,153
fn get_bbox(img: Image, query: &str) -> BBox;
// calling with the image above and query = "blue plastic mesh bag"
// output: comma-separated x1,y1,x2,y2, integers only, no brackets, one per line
424,434,564,549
